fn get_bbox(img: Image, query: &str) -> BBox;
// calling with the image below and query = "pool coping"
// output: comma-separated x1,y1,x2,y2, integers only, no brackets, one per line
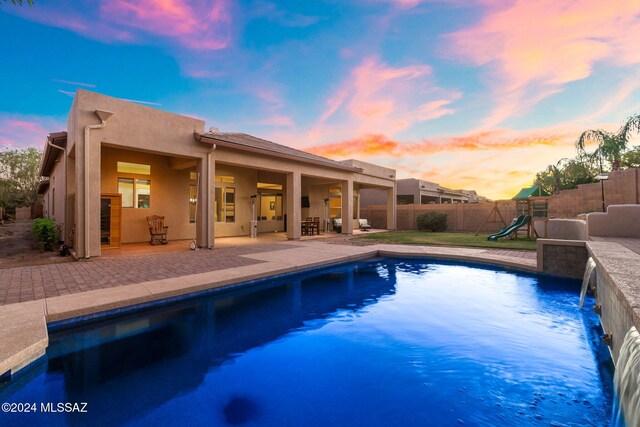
0,242,537,380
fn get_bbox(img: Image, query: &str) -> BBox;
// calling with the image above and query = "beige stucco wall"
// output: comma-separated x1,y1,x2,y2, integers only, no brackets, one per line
69,90,209,257
546,219,587,240
587,204,640,238
59,89,396,255
41,148,66,238
101,147,196,243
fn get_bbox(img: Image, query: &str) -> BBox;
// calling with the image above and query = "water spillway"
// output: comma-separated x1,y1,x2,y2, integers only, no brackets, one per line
579,257,597,309
613,326,640,427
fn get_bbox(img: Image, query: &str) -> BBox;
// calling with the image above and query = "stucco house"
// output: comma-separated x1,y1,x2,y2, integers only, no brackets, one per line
360,178,487,208
38,90,396,258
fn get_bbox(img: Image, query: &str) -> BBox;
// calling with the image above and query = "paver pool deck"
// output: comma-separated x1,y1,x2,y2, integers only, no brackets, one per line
0,240,537,380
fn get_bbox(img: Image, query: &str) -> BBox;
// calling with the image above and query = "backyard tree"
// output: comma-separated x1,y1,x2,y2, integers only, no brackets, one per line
576,114,640,171
534,157,596,194
622,146,640,168
0,147,43,209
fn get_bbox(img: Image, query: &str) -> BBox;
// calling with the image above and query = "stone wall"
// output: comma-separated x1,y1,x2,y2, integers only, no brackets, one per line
537,239,589,279
361,201,517,232
586,241,640,363
361,167,640,232
547,168,639,218
15,207,31,220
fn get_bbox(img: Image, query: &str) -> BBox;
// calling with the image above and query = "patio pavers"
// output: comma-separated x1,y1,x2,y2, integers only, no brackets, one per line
0,240,538,307
0,243,302,306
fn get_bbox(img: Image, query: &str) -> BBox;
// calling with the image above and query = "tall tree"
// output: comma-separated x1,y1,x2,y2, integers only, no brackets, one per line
0,147,43,209
534,157,596,194
622,146,640,168
576,114,640,171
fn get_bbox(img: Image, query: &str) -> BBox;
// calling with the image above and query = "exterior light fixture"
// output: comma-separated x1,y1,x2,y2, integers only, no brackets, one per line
595,173,609,212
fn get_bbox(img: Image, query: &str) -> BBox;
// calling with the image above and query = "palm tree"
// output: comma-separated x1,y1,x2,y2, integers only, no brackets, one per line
576,114,640,172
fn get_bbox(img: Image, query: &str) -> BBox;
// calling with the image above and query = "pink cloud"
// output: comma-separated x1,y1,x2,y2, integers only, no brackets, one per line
9,0,231,51
0,115,65,150
304,122,621,199
445,0,640,127
306,57,459,144
306,128,568,158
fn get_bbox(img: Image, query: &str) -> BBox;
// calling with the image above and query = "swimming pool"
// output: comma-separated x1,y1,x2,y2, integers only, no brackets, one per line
0,259,615,426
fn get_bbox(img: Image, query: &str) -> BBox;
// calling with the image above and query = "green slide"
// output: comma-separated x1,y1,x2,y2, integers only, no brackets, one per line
487,215,531,241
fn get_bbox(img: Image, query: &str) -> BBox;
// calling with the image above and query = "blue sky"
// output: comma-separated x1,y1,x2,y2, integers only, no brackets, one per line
1,0,639,198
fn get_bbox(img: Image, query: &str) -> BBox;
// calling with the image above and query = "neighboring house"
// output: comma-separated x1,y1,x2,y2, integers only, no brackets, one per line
360,178,487,208
38,90,396,258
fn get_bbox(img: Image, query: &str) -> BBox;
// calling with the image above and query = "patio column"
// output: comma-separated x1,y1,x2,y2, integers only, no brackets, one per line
286,171,301,240
196,154,215,249
75,130,102,258
341,179,353,234
387,185,396,230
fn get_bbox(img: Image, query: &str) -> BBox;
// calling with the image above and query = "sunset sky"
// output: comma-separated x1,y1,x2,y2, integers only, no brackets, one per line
1,0,640,199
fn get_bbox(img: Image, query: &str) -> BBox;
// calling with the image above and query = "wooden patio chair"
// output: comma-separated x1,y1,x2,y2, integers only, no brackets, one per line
146,215,169,245
312,217,320,235
302,217,313,236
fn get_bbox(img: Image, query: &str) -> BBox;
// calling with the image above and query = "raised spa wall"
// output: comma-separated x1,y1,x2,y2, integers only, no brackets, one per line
537,206,640,362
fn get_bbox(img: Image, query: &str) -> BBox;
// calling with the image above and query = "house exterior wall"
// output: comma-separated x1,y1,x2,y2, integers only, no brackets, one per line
101,147,196,243
48,89,396,256
397,179,420,204
41,147,66,235
69,89,208,257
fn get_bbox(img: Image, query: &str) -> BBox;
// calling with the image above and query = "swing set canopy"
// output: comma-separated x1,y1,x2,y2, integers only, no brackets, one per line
511,185,550,200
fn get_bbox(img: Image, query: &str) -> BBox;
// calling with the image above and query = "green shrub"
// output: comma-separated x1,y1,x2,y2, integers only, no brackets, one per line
31,218,59,251
416,211,448,232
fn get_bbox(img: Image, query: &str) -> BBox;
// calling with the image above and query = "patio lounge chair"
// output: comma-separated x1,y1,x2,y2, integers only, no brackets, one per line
359,219,372,231
146,215,169,245
332,218,342,233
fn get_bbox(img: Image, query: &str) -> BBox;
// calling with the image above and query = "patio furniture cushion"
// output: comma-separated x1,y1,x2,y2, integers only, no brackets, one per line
359,219,372,231
332,218,342,233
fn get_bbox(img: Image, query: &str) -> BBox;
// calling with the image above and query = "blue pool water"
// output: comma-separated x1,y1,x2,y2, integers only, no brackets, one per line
0,259,615,426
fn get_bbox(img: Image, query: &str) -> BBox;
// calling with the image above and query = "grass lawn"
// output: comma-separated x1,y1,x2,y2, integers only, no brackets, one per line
354,231,537,251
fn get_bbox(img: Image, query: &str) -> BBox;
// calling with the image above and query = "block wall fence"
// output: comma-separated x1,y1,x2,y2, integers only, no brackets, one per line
361,168,640,232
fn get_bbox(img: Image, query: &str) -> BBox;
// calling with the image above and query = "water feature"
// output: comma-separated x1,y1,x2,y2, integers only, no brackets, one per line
0,259,615,426
579,257,597,309
613,326,640,427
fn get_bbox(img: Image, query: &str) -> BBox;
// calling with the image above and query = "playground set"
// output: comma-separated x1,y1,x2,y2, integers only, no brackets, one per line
476,186,550,241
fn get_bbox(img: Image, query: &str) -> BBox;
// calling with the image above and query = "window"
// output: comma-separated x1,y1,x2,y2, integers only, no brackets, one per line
118,178,151,208
117,162,150,175
189,172,198,223
118,178,134,208
353,195,358,219
326,185,341,218
397,195,414,205
215,175,235,222
225,187,235,222
117,161,151,209
136,179,150,208
257,182,283,191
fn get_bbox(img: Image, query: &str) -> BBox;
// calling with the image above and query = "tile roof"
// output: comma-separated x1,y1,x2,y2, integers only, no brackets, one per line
196,132,362,172
40,131,67,177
